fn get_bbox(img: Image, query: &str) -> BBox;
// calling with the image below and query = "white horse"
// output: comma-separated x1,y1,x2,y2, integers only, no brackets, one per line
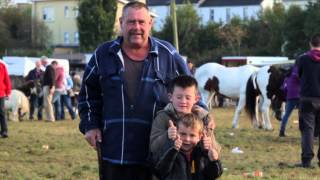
195,63,259,128
245,65,289,130
5,89,29,122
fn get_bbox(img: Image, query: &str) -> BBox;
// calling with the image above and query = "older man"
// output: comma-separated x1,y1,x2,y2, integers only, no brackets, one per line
25,61,44,120
78,1,193,179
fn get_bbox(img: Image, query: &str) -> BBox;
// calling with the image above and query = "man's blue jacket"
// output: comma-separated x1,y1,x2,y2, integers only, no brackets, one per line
78,36,192,165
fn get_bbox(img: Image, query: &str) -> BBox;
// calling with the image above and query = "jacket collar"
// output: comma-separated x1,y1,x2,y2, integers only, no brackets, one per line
108,36,159,56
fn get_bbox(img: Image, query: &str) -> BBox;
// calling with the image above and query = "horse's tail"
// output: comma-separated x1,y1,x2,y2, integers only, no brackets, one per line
245,74,259,122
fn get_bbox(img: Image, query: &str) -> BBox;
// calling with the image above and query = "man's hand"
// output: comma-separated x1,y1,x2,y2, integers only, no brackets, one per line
168,120,177,140
85,128,102,149
174,134,182,150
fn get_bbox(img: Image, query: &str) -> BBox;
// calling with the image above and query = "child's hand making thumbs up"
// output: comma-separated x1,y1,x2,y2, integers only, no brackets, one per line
168,120,177,140
168,120,182,150
202,130,219,161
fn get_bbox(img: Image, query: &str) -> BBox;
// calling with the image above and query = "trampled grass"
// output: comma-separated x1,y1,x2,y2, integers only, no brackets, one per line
0,107,319,179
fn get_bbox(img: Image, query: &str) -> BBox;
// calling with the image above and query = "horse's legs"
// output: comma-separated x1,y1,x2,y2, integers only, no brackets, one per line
260,97,272,130
12,107,18,122
207,92,214,110
252,96,260,129
232,95,246,128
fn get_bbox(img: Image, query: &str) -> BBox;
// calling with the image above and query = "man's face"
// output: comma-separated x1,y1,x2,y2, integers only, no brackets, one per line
35,61,41,69
178,123,202,153
169,86,199,114
120,7,153,48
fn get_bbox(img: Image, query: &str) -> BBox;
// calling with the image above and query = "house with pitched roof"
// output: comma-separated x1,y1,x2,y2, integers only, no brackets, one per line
281,0,315,9
197,0,264,24
148,0,314,31
147,0,199,31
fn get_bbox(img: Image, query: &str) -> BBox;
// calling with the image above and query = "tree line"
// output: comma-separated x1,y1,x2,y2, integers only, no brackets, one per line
153,1,320,65
1,0,319,63
0,5,51,57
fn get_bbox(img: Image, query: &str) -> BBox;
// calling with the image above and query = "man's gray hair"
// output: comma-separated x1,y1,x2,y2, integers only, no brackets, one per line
122,1,149,15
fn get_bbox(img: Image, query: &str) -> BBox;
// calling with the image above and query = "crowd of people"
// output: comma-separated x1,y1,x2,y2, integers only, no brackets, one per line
25,56,80,122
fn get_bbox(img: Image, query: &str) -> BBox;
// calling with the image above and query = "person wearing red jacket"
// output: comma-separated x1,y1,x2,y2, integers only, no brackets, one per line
0,59,11,138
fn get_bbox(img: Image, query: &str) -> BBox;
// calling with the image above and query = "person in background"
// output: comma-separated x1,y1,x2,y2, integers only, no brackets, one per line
52,62,64,120
296,33,320,168
25,60,44,120
279,64,300,137
40,55,49,71
78,2,195,179
71,73,81,114
187,60,196,75
42,60,56,122
0,59,11,138
60,72,76,120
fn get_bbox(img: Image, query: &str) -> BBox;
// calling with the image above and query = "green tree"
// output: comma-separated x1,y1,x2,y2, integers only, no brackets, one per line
77,0,116,52
153,3,201,59
260,3,286,55
219,17,246,56
194,22,222,64
283,5,307,58
304,0,320,38
0,6,51,55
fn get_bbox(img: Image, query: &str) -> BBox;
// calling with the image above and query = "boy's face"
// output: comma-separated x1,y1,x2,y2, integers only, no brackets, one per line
169,86,199,114
178,123,202,153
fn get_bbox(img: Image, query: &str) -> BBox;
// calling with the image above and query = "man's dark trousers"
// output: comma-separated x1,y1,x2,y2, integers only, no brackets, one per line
299,99,320,165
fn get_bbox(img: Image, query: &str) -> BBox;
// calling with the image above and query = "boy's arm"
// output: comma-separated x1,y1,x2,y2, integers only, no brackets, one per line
153,146,179,179
150,113,171,153
203,159,223,179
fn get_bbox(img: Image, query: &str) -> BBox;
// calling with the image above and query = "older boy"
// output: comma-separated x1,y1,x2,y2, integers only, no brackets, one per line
152,113,222,179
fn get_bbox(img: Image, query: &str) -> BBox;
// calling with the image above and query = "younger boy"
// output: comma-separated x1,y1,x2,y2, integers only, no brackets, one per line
152,113,223,179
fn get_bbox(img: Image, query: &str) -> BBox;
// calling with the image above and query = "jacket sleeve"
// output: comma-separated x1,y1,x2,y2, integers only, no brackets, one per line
4,65,11,96
203,159,223,180
78,54,103,134
152,144,179,179
150,112,170,153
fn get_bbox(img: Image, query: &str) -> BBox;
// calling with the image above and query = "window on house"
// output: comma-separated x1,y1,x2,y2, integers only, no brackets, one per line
74,32,79,44
210,9,214,21
64,6,69,17
74,6,79,17
243,7,248,20
226,8,231,22
43,7,54,21
64,32,70,44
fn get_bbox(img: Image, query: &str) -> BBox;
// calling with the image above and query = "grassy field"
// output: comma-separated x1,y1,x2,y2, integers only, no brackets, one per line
0,107,319,179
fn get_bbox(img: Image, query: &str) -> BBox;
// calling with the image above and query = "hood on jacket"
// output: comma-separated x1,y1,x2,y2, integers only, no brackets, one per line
163,103,209,122
306,49,320,62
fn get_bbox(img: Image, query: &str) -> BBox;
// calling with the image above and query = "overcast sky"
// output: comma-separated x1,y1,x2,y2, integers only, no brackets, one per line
11,0,31,4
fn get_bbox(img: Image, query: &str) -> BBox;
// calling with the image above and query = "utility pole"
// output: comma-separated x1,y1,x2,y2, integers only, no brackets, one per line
170,0,179,52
